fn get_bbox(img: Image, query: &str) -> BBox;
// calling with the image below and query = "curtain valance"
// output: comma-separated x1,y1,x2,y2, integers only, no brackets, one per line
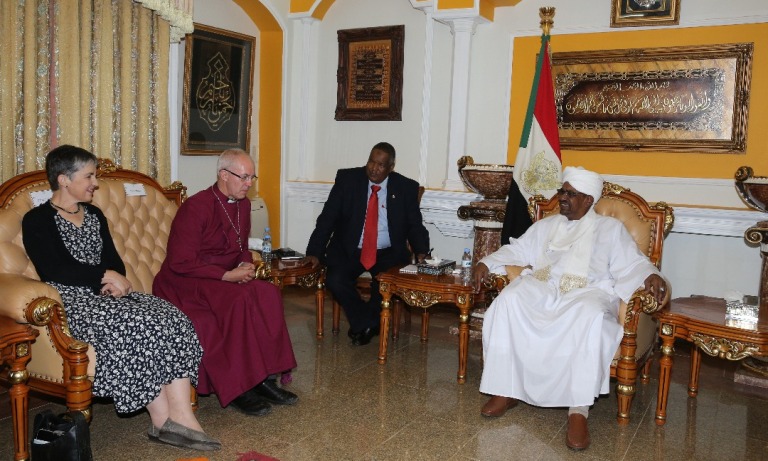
135,0,194,42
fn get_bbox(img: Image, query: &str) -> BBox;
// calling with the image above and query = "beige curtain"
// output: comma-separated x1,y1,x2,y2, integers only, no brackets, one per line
0,0,190,184
0,1,52,177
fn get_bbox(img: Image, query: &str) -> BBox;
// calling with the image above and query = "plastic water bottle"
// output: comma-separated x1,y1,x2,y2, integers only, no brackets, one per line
461,248,472,282
262,227,272,264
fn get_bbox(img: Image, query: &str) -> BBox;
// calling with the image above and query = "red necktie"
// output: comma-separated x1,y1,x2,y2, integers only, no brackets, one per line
360,185,381,270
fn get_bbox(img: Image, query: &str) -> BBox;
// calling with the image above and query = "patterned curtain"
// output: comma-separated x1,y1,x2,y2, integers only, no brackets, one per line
0,0,192,184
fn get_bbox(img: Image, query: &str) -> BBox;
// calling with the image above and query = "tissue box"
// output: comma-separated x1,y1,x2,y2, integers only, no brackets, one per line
417,260,456,276
725,300,759,323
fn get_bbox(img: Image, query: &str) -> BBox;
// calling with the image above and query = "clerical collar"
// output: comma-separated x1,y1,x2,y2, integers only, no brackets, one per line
212,185,237,204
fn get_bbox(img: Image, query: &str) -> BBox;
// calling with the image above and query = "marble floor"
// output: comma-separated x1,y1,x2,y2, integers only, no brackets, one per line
2,287,768,461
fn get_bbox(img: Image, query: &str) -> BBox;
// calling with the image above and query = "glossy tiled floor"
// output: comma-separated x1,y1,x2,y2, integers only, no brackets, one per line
2,288,768,460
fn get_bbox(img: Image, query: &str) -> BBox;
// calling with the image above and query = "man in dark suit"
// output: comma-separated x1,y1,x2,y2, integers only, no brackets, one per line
305,142,430,346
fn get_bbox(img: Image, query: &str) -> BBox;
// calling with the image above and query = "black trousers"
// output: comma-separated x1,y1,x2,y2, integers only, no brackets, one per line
325,247,403,332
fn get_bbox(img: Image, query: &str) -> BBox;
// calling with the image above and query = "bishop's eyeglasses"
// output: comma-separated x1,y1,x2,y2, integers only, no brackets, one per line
222,168,257,182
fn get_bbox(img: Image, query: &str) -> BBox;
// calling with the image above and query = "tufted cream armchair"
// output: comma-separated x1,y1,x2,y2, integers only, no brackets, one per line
490,182,674,425
0,159,186,460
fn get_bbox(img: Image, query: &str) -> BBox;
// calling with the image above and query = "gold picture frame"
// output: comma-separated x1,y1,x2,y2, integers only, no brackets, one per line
552,43,753,153
610,0,680,28
335,25,404,121
181,24,255,155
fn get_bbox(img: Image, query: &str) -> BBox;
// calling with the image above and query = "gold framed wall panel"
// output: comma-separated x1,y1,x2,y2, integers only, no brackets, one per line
610,0,680,28
552,43,753,153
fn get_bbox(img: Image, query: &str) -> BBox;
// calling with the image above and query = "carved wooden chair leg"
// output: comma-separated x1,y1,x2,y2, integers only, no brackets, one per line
2,319,38,461
613,319,641,425
640,357,653,384
332,298,341,336
64,345,93,422
315,292,325,339
8,367,31,461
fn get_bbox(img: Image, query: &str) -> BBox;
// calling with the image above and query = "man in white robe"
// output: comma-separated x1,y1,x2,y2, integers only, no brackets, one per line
472,167,667,451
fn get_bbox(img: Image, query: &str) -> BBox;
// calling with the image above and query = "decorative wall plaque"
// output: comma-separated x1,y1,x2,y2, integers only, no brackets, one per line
335,25,404,121
552,43,753,152
181,24,255,155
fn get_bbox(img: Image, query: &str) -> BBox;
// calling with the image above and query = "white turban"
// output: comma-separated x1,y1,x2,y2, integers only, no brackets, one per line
562,166,603,203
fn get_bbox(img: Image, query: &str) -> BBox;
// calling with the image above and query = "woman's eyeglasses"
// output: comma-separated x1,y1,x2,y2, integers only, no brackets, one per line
222,168,257,182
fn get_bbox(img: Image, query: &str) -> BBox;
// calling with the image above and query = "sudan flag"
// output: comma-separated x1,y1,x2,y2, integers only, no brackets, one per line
501,33,562,245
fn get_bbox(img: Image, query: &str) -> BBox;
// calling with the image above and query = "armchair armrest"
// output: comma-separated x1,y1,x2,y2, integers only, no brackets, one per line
486,265,528,291
0,273,63,323
0,272,88,369
623,285,670,332
249,250,271,280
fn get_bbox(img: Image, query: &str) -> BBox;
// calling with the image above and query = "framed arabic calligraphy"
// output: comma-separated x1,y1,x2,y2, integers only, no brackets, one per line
181,24,255,155
610,0,680,28
551,43,753,153
335,25,404,121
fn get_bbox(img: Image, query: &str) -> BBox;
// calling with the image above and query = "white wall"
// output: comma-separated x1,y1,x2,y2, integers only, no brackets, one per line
306,0,429,180
180,0,768,300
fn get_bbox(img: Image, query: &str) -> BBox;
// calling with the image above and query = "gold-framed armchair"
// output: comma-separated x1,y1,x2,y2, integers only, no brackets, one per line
0,160,186,460
489,181,674,424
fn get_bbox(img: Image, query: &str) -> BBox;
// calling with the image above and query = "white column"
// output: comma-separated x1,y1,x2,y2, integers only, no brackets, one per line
296,17,317,181
443,18,477,191
416,6,434,186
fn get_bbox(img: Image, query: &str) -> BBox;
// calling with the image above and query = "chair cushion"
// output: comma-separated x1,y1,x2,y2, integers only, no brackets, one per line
594,198,654,258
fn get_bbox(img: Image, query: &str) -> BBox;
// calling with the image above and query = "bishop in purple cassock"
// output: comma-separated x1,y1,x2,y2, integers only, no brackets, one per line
154,149,297,416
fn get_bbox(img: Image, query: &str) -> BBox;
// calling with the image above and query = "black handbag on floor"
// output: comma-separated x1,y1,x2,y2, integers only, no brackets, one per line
31,410,93,461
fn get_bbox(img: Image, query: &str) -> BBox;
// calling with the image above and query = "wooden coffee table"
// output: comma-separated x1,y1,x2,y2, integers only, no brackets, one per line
654,295,768,425
262,258,326,338
377,266,475,383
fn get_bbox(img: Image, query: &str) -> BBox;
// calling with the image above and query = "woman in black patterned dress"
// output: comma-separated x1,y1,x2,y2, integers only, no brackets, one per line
22,145,219,451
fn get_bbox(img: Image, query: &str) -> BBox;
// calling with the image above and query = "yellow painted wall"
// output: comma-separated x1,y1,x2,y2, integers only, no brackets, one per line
438,0,476,9
232,0,283,245
289,0,317,13
508,23,768,179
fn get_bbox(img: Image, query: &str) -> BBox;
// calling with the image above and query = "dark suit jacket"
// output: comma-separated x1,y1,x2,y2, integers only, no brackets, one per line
306,167,430,267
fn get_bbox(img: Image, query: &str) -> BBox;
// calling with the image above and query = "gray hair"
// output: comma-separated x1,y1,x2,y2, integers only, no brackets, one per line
216,149,250,172
45,145,97,191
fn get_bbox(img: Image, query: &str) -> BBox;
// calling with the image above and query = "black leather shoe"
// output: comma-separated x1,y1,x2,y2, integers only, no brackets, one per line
254,379,298,405
230,390,272,416
351,326,379,346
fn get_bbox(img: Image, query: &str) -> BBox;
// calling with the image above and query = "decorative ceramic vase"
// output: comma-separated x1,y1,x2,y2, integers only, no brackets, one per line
735,166,768,213
735,166,768,378
457,156,515,202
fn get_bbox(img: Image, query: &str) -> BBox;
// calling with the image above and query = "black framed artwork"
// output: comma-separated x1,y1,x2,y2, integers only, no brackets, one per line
181,24,255,155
